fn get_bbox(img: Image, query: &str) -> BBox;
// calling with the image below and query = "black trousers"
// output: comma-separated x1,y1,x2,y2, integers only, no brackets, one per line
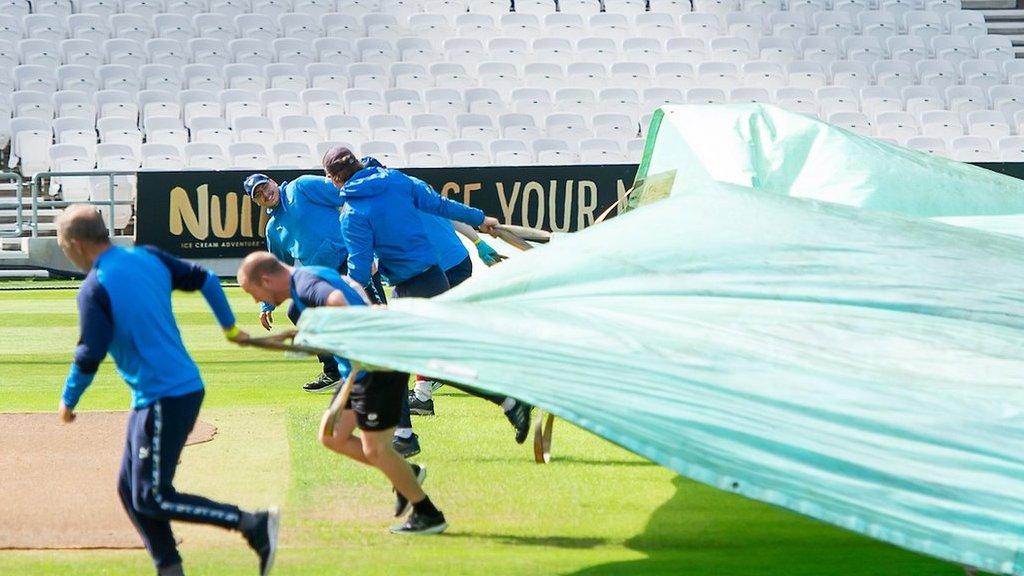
444,255,473,289
117,390,242,569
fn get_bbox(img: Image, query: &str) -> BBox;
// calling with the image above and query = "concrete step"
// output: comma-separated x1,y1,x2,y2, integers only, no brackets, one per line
965,0,1017,9
987,20,1024,34
0,208,61,220
0,251,31,261
0,237,25,250
0,269,48,278
980,8,1024,19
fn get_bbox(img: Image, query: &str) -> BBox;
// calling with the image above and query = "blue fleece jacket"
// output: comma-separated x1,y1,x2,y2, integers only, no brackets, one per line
288,266,369,382
62,246,236,410
340,166,484,285
357,159,468,271
262,175,347,313
265,175,347,269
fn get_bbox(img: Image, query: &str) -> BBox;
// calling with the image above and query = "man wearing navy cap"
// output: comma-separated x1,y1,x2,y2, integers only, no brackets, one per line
243,172,421,457
243,173,350,391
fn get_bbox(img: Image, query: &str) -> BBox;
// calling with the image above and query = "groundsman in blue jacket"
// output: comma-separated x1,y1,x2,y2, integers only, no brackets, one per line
324,148,498,292
323,146,533,445
243,172,420,457
243,173,354,394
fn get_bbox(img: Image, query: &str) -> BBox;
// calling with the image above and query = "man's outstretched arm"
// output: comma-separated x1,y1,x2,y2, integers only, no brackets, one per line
406,173,498,231
143,246,247,342
451,220,506,266
60,276,114,420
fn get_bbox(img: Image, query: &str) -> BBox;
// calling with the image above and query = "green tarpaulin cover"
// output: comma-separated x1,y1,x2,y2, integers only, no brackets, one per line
296,105,1024,573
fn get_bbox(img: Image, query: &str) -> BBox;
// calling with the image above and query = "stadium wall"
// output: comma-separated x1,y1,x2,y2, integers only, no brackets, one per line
135,164,638,259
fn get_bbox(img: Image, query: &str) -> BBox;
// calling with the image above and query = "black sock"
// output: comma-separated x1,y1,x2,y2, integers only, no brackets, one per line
413,496,440,516
237,510,258,532
157,563,184,576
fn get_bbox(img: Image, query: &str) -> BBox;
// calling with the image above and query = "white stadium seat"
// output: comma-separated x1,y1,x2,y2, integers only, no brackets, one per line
9,116,53,176
905,135,949,155
950,135,992,161
229,142,272,169
920,110,964,139
185,142,228,169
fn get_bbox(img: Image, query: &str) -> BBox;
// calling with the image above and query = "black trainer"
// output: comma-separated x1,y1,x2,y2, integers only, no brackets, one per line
394,464,427,517
389,510,448,535
242,507,280,576
392,433,421,458
505,401,532,444
303,372,340,393
408,392,435,416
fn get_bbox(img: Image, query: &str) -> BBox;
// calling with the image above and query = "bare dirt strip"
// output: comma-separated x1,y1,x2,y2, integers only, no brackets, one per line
0,411,215,549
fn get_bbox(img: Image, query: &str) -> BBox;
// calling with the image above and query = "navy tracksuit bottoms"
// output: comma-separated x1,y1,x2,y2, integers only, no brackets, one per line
117,389,242,569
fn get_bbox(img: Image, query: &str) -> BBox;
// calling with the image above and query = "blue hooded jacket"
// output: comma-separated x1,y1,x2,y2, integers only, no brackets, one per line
418,207,470,271
340,165,484,285
357,159,470,274
265,175,346,269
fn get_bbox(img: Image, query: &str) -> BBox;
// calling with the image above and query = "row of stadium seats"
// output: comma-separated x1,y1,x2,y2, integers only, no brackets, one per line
2,0,665,19
2,0,974,19
0,8,986,44
4,32,1008,80
22,109,644,147
9,84,1024,140
44,137,645,171
0,0,971,20
6,48,1018,101
7,67,1024,121
45,132,1024,173
11,99,1024,175
26,100,1024,142
34,107,1024,150
11,111,645,168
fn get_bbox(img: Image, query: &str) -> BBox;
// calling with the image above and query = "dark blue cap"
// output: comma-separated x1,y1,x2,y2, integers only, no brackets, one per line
243,173,270,198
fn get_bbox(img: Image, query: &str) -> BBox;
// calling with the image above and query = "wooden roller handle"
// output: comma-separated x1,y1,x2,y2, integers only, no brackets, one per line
533,411,555,464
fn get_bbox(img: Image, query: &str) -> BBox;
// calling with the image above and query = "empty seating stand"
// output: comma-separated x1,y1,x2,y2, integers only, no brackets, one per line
0,0,1012,175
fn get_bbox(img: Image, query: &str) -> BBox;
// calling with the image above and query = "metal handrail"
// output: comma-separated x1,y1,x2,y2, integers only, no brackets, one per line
29,171,137,238
0,172,25,238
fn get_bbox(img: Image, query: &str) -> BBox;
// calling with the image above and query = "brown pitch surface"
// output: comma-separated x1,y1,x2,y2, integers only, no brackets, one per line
0,412,216,549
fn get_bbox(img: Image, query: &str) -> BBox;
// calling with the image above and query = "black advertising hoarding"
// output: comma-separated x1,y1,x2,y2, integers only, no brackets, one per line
135,164,639,259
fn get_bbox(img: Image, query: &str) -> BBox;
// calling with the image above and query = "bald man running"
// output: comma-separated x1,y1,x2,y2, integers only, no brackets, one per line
237,251,446,535
56,206,279,575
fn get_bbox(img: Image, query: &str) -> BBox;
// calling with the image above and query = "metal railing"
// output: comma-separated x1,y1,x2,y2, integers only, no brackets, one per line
0,172,25,238
29,171,137,238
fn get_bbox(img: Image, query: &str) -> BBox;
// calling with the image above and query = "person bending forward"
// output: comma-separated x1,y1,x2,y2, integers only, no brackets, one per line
237,251,447,535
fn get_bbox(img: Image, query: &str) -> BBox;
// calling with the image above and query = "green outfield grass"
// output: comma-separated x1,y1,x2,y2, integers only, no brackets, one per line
0,285,963,575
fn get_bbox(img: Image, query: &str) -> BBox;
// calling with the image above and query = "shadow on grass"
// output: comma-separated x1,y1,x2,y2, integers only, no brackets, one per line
447,456,654,467
565,476,965,576
555,456,655,468
444,532,610,549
